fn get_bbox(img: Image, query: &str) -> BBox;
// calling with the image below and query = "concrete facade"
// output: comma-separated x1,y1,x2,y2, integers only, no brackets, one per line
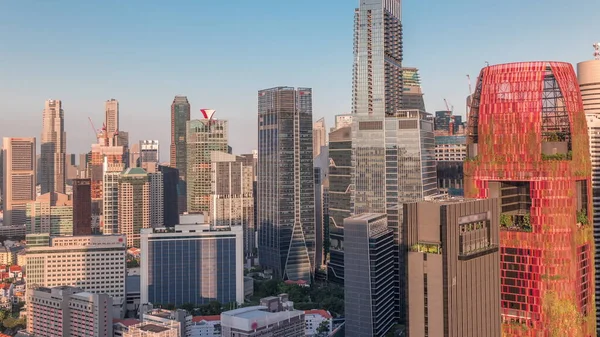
2,137,36,226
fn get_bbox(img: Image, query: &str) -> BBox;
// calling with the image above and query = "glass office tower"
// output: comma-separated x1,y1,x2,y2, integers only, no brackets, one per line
257,87,315,282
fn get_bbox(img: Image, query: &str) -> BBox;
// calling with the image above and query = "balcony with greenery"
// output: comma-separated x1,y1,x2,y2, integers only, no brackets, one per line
410,242,442,254
500,212,532,232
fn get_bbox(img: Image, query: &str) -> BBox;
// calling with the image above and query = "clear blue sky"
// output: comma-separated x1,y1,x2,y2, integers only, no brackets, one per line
1,0,599,161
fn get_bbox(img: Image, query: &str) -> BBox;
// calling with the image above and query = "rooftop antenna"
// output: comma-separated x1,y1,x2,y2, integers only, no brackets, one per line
594,43,600,60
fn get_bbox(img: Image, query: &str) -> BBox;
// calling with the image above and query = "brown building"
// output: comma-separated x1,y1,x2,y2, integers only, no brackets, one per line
404,197,501,337
2,137,36,227
72,179,92,236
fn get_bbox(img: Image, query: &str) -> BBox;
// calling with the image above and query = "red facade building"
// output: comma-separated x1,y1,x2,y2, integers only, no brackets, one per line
464,62,595,336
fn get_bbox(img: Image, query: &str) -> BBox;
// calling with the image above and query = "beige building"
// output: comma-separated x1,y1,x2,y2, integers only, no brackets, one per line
2,137,36,226
40,99,66,195
313,117,326,157
26,235,127,309
210,152,254,259
186,119,229,213
119,168,150,247
578,52,600,115
27,286,113,337
26,192,73,236
105,99,119,135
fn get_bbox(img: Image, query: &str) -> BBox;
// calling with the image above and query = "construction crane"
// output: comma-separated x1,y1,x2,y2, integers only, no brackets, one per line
88,117,99,138
443,98,453,113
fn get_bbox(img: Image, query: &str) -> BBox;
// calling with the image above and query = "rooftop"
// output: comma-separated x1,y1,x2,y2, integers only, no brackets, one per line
305,309,333,319
139,324,170,333
192,315,221,322
113,318,141,327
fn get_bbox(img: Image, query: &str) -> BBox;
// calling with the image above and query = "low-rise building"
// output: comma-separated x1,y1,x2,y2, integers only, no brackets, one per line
113,319,141,337
122,321,179,337
26,286,113,337
190,316,221,337
143,309,191,337
304,309,333,336
220,294,304,337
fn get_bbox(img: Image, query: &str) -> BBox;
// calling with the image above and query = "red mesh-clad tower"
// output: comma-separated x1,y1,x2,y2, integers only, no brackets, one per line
464,62,596,336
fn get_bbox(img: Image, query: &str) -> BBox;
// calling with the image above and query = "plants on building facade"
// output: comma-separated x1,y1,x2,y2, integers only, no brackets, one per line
576,209,589,226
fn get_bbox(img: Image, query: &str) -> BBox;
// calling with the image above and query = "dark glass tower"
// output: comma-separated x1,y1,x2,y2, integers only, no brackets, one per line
72,178,92,236
257,87,315,282
170,96,190,213
158,165,180,226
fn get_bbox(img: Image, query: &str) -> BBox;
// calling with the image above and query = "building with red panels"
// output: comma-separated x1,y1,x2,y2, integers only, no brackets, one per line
464,62,595,336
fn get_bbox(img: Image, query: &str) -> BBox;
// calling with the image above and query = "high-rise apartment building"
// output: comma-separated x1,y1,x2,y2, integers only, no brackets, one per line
186,117,229,213
401,67,426,111
435,135,466,196
119,168,150,248
90,143,126,201
257,87,315,282
352,0,403,117
148,171,164,228
158,165,180,226
26,192,73,236
313,118,326,157
2,137,36,226
465,61,595,336
140,225,244,307
405,197,501,337
579,51,600,334
26,235,127,308
327,117,352,285
129,142,141,168
314,146,329,272
72,178,92,235
102,162,123,235
40,99,66,194
344,213,395,337
140,140,160,164
27,286,113,337
105,98,119,135
210,151,254,260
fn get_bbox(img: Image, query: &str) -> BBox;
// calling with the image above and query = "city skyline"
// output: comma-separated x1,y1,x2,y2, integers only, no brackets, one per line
2,1,599,159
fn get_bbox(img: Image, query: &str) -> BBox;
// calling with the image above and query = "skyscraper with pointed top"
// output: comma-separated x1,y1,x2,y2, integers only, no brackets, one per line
40,99,66,194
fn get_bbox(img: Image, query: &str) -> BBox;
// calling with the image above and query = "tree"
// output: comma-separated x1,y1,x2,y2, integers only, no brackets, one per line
316,320,330,336
179,303,195,313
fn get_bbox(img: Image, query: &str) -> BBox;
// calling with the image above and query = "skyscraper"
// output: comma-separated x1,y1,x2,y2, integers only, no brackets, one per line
105,98,119,135
401,67,426,111
158,165,180,226
72,178,92,236
2,137,36,226
101,160,124,235
140,140,160,164
352,0,403,117
186,117,229,213
313,118,326,157
170,96,190,177
465,61,595,336
210,151,254,260
327,117,352,285
148,170,164,228
257,87,315,282
579,51,600,335
344,213,395,337
405,197,501,337
119,167,151,248
40,99,66,194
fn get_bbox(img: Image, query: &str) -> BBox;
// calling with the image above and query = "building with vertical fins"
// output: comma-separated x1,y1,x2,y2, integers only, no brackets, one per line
401,67,426,111
352,0,402,117
171,96,190,213
40,99,66,194
257,87,315,282
210,151,254,261
344,213,395,337
119,168,151,248
102,160,124,235
140,140,159,164
405,197,501,337
186,116,229,214
327,116,353,285
579,47,600,335
72,178,92,236
464,62,595,336
2,137,36,227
